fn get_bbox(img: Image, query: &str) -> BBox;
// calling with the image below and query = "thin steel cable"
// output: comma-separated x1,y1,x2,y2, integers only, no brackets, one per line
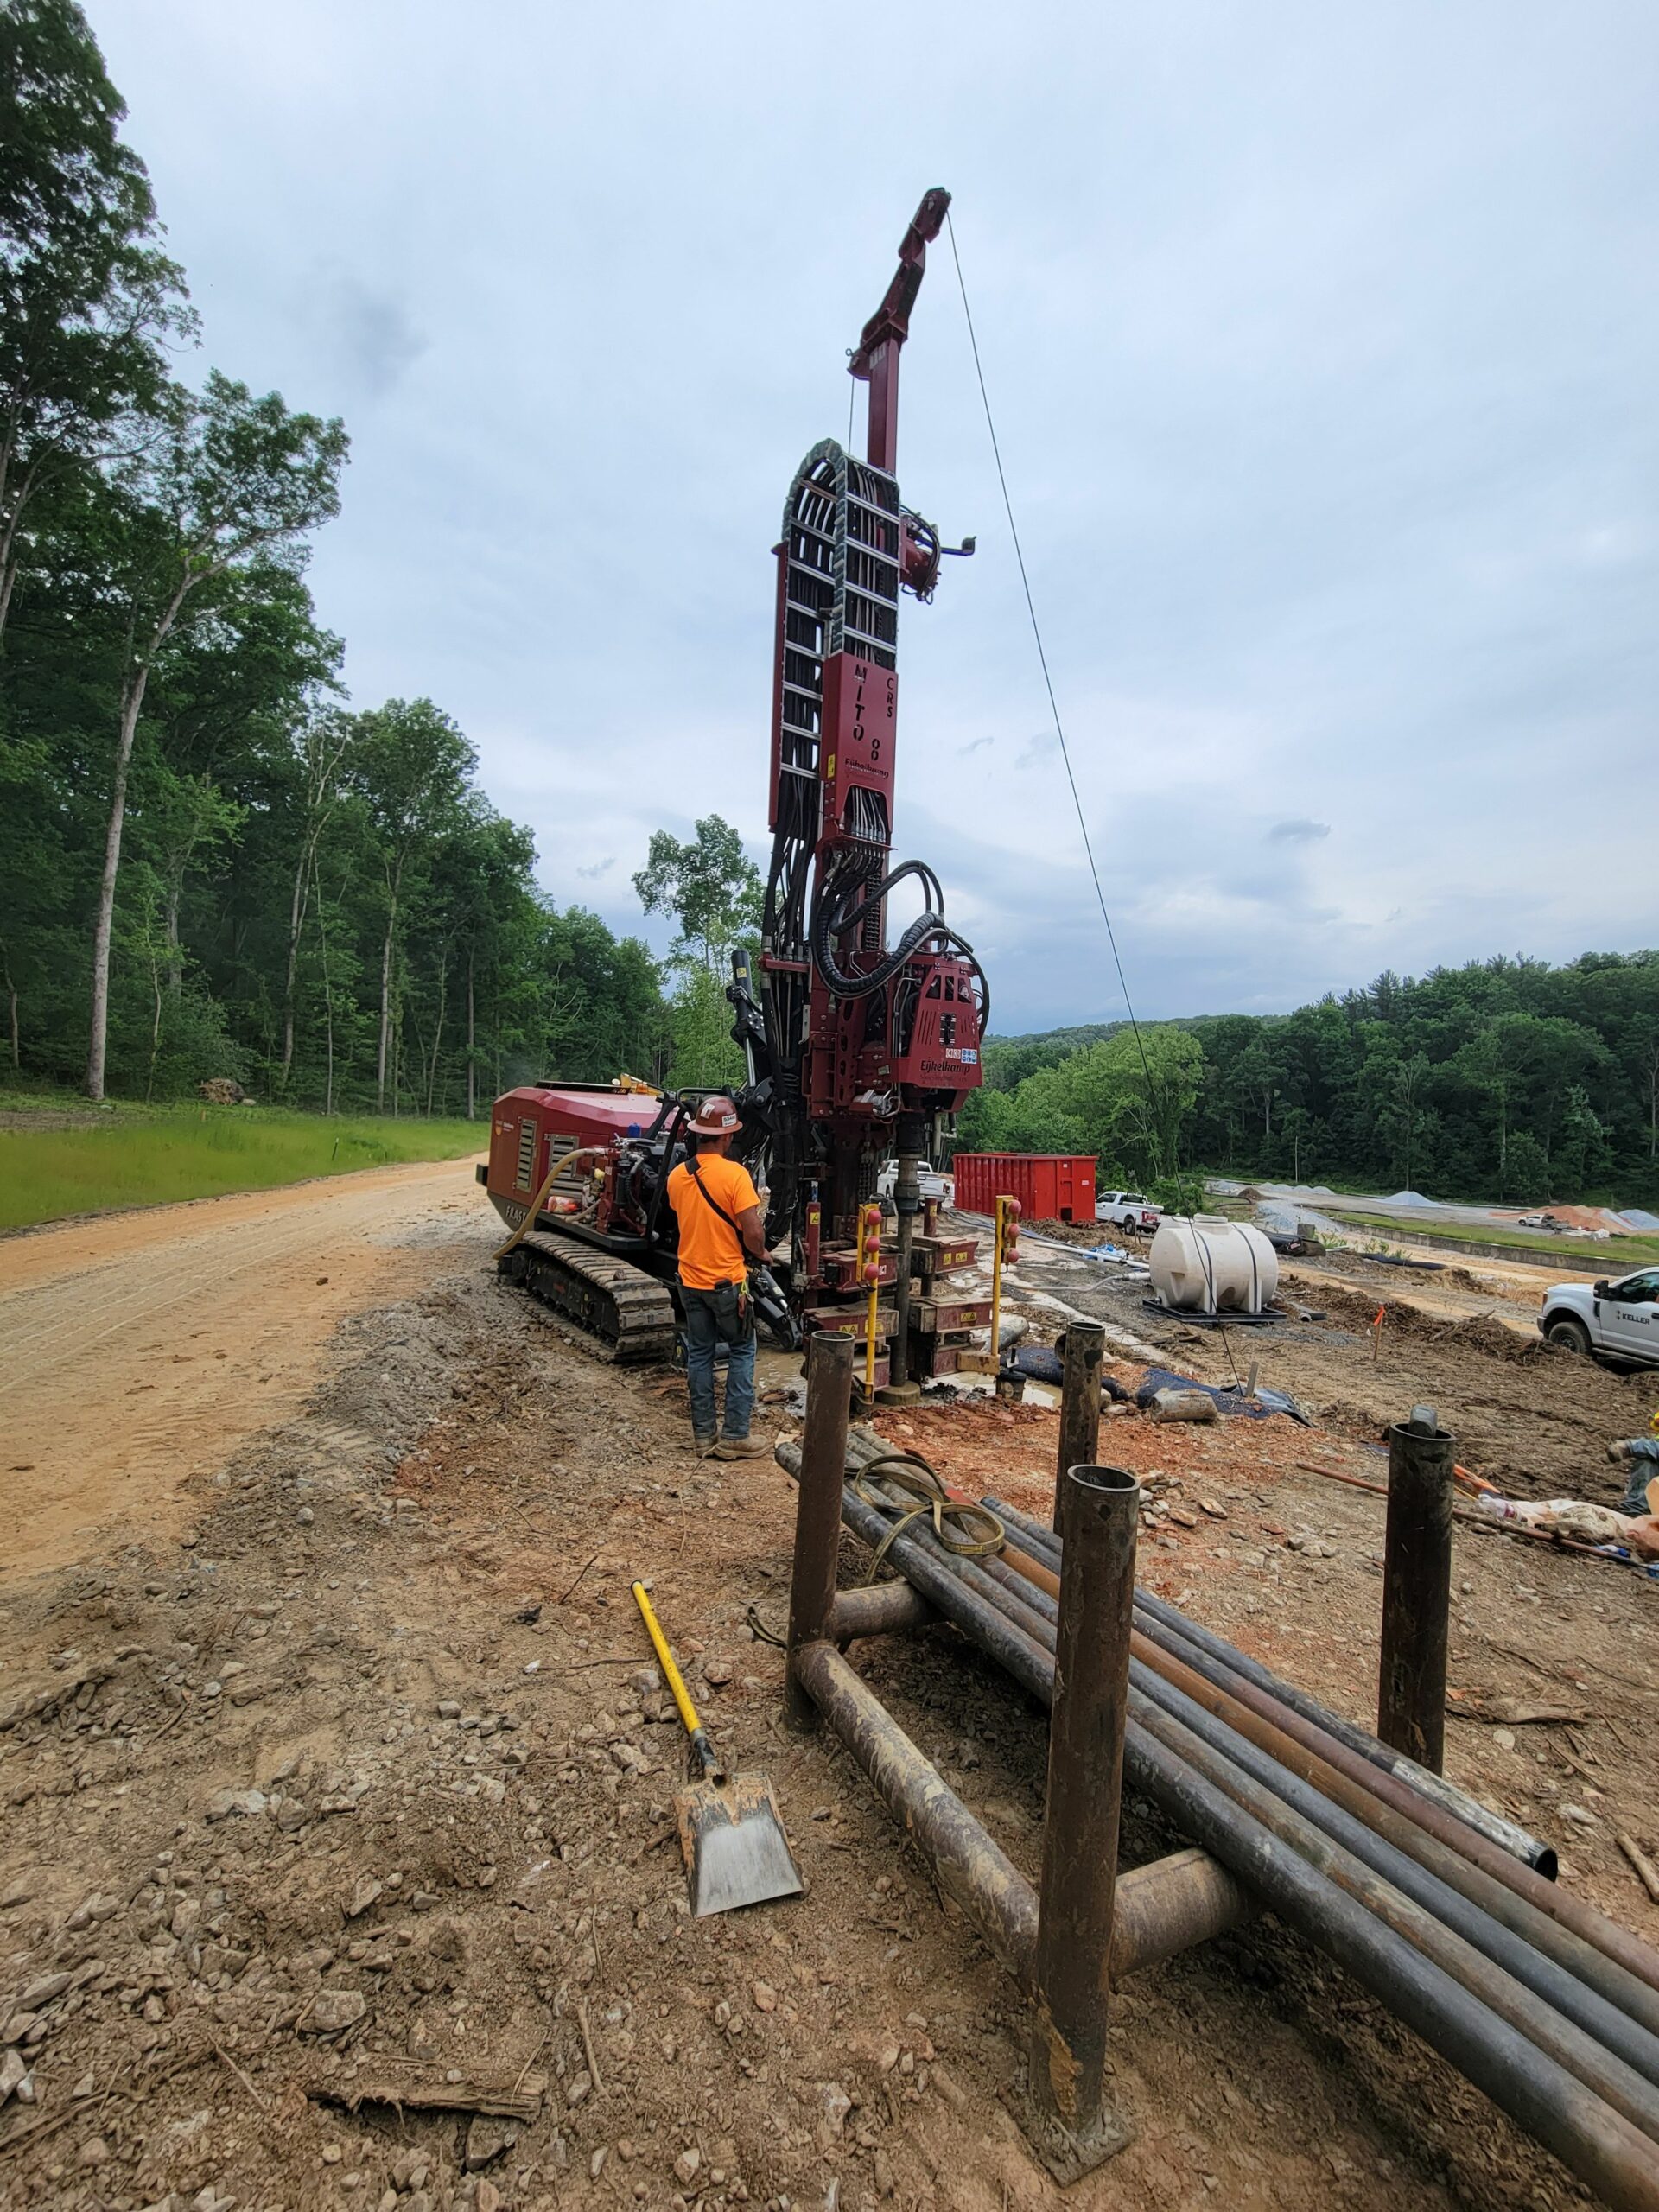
944,211,1157,1114
945,210,1243,1387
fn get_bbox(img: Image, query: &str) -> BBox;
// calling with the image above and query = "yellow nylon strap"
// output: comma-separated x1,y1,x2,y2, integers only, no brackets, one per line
850,1452,1005,1586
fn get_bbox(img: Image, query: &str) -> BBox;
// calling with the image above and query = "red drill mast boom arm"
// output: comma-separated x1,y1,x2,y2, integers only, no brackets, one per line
732,188,986,1317
848,187,952,474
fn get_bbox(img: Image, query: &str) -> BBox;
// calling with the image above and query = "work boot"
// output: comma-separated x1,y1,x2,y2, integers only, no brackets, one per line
693,1433,718,1459
711,1434,769,1460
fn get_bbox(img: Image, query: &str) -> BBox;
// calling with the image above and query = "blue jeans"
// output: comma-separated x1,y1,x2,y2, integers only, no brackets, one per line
1617,1437,1659,1516
681,1282,756,1440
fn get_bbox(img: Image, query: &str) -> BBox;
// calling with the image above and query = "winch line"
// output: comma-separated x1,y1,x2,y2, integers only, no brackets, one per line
945,211,1243,1382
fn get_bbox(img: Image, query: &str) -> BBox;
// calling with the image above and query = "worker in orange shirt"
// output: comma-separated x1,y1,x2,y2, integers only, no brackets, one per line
666,1096,770,1459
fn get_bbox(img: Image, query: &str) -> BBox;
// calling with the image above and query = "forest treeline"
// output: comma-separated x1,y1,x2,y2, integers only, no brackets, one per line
960,953,1659,1209
0,0,668,1110
6,6,1656,1205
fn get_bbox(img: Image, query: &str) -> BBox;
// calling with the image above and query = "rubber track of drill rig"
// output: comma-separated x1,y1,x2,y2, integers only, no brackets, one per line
497,1235,678,1364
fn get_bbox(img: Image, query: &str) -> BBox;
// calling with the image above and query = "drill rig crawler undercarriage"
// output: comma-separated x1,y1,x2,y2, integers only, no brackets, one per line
482,191,988,1385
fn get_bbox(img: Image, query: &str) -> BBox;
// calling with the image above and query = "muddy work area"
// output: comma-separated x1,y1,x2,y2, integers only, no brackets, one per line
1005,1234,1659,1503
0,1217,1656,2212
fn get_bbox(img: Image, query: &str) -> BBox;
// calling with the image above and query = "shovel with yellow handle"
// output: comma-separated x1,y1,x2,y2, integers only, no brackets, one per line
631,1581,804,1917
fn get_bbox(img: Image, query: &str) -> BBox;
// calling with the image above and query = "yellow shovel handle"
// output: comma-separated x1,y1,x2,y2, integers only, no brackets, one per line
632,1581,702,1741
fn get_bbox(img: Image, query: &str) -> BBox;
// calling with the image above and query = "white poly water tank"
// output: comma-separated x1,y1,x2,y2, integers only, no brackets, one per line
1149,1215,1280,1316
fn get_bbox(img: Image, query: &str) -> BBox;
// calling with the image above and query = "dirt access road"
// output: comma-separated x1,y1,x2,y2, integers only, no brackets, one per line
0,1158,483,1583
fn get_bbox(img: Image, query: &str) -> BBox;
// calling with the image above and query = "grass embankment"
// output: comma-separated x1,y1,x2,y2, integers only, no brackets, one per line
1325,1208,1659,1271
0,1100,484,1233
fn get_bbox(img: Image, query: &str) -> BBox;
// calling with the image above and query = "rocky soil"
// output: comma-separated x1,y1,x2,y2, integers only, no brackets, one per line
1,1217,1656,2212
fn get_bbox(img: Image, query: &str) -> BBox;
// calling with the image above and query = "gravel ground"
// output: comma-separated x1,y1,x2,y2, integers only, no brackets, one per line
1,1211,1656,2212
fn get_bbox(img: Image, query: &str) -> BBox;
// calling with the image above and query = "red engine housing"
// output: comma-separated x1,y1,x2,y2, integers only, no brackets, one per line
484,1084,659,1236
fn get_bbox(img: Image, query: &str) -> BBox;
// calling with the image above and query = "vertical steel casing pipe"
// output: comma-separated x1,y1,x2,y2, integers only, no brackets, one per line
1379,1409,1457,1772
786,1331,854,1730
1054,1322,1105,1532
1029,1465,1140,2148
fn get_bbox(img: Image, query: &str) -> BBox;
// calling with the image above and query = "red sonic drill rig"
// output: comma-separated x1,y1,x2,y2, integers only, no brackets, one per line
481,190,988,1386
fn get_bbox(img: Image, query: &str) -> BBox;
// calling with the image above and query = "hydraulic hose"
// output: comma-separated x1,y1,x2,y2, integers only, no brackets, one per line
809,855,991,1034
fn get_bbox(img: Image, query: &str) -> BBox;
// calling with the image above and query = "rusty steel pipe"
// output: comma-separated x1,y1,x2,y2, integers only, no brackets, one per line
833,1484,1059,1703
1132,1579,1555,1879
792,1447,1659,2200
1130,1690,1659,2145
893,1496,1659,2044
883,1511,1659,2207
787,1437,1659,2042
1053,1323,1104,1532
790,1637,1038,1980
983,1497,1652,2005
1379,1410,1458,1772
1122,1608,1659,2039
1128,1603,1659,2005
989,1491,1554,1880
1029,1466,1139,2154
828,1580,932,1641
1109,1848,1254,1981
1124,1710,1659,2212
1128,1648,1659,2107
978,1547,1059,1623
786,1332,854,1730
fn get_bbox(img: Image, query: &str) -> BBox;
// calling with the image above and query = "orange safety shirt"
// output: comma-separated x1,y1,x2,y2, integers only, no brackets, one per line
666,1152,760,1291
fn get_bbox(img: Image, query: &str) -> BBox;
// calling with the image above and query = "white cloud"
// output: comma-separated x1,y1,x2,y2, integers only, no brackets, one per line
98,0,1659,1028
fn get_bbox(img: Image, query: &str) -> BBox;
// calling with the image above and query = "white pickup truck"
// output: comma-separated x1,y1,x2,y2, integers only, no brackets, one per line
1539,1266,1659,1370
1096,1190,1161,1233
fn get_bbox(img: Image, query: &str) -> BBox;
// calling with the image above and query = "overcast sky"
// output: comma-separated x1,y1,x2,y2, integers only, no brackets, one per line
99,2,1658,1034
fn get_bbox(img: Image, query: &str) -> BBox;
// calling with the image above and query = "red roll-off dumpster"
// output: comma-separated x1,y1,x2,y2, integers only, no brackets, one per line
951,1153,1097,1224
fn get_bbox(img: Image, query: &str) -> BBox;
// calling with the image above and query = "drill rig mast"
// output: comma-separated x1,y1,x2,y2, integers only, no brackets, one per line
482,192,987,1386
728,187,988,1388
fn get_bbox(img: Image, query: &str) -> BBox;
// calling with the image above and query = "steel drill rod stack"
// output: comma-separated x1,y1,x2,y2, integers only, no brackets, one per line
880,1493,1659,2093
824,1481,1659,2210
988,1491,1554,1876
864,1470,1659,2050
793,1435,1659,2028
830,1436,1550,1897
989,1489,1554,1877
1125,1599,1659,2041
981,1489,1659,2012
1128,1657,1659,2120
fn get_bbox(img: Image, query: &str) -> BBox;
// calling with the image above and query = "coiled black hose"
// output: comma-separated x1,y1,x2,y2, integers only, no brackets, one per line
810,856,990,1036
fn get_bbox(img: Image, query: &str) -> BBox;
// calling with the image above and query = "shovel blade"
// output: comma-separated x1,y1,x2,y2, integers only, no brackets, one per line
675,1770,804,1917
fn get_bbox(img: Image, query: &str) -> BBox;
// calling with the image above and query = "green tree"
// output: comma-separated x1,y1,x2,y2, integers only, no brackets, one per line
1376,1051,1433,1192
632,813,760,1089
1554,1084,1611,1197
1502,1131,1551,1205
84,372,347,1096
0,16,671,1117
1014,1025,1205,1184
632,814,761,971
0,0,194,643
349,698,474,1110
